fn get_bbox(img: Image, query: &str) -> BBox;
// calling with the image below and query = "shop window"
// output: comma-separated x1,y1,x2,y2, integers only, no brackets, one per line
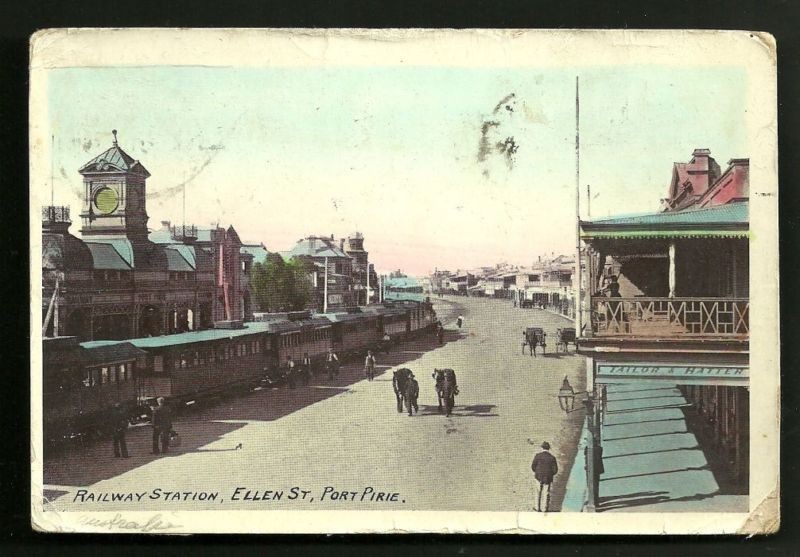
101,367,109,384
119,363,127,382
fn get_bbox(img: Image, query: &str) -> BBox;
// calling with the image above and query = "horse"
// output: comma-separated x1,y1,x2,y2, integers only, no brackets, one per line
432,368,459,417
393,368,413,413
522,328,545,357
404,376,419,416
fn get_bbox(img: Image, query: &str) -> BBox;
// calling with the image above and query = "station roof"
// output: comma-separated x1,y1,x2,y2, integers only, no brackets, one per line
85,242,132,270
581,201,748,240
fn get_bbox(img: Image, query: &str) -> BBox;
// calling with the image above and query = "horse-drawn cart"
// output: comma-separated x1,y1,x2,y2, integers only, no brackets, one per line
556,327,577,353
522,327,546,356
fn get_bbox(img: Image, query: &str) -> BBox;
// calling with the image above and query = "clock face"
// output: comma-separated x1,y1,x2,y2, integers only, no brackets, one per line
94,187,119,214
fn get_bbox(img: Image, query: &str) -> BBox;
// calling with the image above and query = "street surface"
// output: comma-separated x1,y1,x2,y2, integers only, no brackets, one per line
44,296,586,512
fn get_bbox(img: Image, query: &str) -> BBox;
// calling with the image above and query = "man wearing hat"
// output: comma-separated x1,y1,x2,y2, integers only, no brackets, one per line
531,441,559,512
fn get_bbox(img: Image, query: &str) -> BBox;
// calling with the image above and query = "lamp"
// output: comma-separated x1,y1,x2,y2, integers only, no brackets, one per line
558,375,576,412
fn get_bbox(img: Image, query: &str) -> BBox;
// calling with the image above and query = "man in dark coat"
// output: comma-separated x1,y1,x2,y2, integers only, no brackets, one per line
111,402,129,458
531,441,559,512
405,372,419,416
151,397,172,455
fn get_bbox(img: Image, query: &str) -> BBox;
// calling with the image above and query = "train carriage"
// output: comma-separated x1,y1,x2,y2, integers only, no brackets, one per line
43,336,146,449
323,311,382,360
125,322,273,403
270,315,333,366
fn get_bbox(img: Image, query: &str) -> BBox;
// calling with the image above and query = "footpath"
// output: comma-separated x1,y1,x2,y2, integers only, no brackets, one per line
563,382,748,512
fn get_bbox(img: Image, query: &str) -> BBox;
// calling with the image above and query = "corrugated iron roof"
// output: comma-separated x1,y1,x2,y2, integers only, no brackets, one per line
81,342,147,366
82,237,134,267
82,322,274,350
85,242,132,270
240,244,269,264
585,201,748,227
164,246,195,271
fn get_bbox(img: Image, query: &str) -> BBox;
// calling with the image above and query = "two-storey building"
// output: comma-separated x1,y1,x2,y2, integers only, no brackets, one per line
576,151,750,510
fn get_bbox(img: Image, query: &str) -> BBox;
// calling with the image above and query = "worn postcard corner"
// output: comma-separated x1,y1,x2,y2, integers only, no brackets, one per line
30,28,779,535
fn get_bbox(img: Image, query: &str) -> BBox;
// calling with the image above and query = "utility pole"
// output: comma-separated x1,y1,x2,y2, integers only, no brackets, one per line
587,183,591,219
323,256,329,313
575,76,582,334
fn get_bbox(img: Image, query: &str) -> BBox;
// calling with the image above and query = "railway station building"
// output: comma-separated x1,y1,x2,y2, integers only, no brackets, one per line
42,133,256,342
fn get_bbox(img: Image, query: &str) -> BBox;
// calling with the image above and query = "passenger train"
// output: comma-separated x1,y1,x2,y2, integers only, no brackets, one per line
42,301,436,450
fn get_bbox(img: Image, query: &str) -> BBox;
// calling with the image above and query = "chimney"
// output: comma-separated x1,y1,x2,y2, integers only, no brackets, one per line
330,234,334,241
340,238,345,251
161,220,171,230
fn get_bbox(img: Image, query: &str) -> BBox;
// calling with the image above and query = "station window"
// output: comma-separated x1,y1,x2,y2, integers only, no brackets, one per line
198,351,205,365
153,355,163,373
194,351,199,366
109,365,117,383
119,363,126,382
180,353,188,369
83,369,93,387
209,350,216,364
100,367,109,384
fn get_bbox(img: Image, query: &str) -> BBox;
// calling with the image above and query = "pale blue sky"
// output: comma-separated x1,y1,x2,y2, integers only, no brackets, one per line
46,65,746,275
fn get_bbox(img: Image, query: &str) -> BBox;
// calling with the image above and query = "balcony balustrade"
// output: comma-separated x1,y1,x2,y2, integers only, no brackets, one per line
589,297,749,338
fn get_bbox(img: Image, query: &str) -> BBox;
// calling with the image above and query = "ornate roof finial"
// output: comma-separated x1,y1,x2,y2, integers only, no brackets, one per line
112,129,118,146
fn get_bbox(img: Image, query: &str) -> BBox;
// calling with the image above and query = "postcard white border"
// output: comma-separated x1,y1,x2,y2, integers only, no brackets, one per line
29,28,779,534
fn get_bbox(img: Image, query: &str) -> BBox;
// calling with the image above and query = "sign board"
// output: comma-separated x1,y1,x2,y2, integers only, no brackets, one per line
597,363,749,386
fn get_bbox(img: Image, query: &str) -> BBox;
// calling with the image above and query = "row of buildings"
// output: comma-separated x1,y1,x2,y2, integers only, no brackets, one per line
42,133,378,343
430,255,578,318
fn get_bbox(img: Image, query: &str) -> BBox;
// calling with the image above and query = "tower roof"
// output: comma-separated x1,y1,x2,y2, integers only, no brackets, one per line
79,131,151,177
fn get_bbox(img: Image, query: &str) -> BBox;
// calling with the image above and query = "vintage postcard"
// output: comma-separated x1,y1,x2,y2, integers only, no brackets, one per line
30,29,779,534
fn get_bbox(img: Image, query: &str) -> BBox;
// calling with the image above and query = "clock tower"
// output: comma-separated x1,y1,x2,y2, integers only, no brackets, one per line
79,130,151,239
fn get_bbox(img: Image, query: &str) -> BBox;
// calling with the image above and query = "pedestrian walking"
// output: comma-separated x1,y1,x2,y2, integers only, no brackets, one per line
405,372,419,416
111,402,129,458
437,324,444,345
286,356,297,388
457,314,464,329
531,441,559,512
302,352,312,384
326,348,339,380
364,350,376,381
151,397,172,455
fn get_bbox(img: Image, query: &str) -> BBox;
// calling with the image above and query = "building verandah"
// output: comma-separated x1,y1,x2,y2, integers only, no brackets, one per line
581,203,749,340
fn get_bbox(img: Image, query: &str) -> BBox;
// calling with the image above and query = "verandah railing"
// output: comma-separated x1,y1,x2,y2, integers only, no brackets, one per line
590,297,749,337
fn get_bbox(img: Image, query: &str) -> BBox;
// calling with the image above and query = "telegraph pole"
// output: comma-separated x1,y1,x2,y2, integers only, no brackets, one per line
574,76,582,334
323,256,329,313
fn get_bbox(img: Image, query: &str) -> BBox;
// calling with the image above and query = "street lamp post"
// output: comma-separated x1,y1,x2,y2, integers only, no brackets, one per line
557,376,603,512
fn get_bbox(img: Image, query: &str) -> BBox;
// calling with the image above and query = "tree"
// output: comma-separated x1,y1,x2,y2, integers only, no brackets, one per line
251,253,314,312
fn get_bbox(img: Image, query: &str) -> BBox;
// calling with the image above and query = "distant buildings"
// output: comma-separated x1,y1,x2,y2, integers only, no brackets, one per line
281,235,357,311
